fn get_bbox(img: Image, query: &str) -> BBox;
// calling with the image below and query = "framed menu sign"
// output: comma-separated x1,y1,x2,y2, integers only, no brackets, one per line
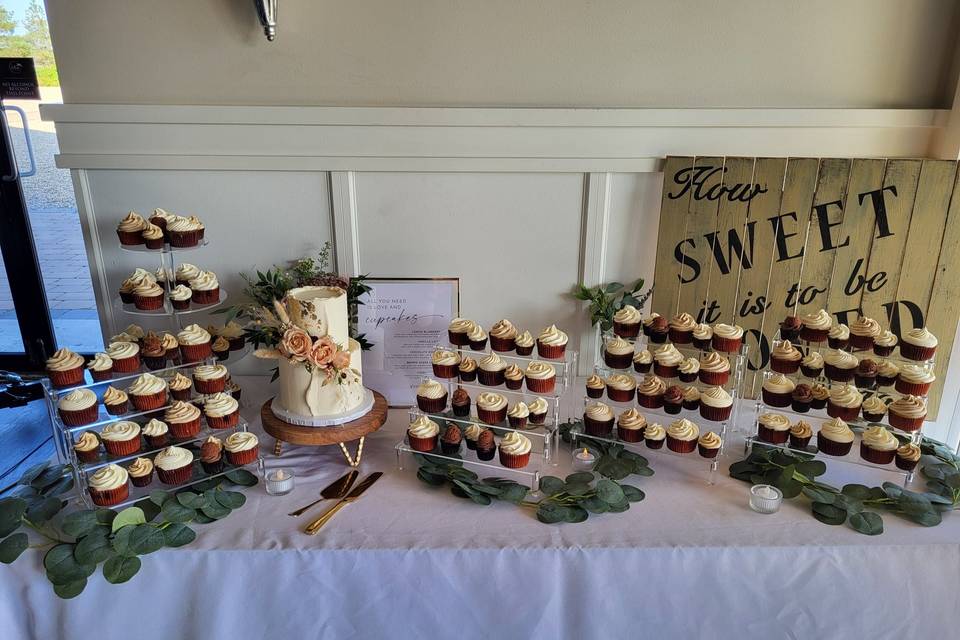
357,277,460,406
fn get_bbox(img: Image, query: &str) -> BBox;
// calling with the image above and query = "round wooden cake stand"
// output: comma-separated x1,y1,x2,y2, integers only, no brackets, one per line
260,391,388,467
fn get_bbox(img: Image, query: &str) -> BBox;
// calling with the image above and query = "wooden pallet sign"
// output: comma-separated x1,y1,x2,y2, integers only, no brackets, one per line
651,156,960,417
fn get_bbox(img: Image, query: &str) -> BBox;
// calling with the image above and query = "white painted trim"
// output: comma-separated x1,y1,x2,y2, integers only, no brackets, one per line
330,171,361,275
70,169,115,340
578,172,612,374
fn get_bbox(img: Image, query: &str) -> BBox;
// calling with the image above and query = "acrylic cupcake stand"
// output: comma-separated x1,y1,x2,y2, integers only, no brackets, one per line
744,333,935,487
395,343,578,492
570,331,749,484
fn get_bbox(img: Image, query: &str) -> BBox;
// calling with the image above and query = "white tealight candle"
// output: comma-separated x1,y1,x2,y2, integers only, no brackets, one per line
749,484,783,514
573,448,596,472
265,467,295,496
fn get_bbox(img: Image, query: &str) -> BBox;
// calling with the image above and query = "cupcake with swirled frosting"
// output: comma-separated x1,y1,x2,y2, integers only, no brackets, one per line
888,395,927,432
900,327,938,362
167,371,193,401
666,418,700,454
647,315,669,344
458,356,477,382
761,373,795,408
613,305,642,338
876,360,899,387
789,420,813,449
132,279,165,311
692,323,713,351
525,361,556,394
642,312,661,337
100,420,142,456
895,443,921,471
107,340,141,373
528,397,549,425
476,392,508,425
118,268,155,304
507,402,529,429
757,412,791,444
604,335,635,370
128,373,168,411
513,330,535,356
632,349,652,374
849,316,881,351
699,386,733,422
653,343,683,378
164,400,202,438
698,351,730,386
498,432,532,469
771,340,802,374
155,446,195,485
86,352,114,382
504,364,524,390
712,323,744,353
177,324,212,362
826,384,863,422
188,270,219,305
175,262,202,287
447,317,476,347
800,351,824,379
431,349,461,379
416,379,448,413
605,373,637,403
800,309,832,343
142,418,169,448
142,222,164,249
668,312,696,344
57,388,99,427
168,284,192,311
224,432,258,466
817,418,854,456
203,392,240,430
46,347,86,388
643,423,666,449
810,383,830,410
88,464,130,506
536,324,568,360
407,415,439,452
827,323,850,350
149,207,174,236
102,385,129,416
467,324,488,351
167,215,203,248
636,373,666,409
73,431,100,463
128,457,154,487
861,395,888,422
617,408,646,442
478,352,507,387
823,349,859,383
678,357,700,383
682,385,700,411
116,211,147,245
860,426,898,465
489,319,518,352
873,330,898,357
895,364,936,396
585,374,605,399
698,431,722,459
583,402,614,437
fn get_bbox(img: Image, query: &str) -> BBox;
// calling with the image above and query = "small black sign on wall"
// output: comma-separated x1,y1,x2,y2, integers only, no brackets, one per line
0,58,39,100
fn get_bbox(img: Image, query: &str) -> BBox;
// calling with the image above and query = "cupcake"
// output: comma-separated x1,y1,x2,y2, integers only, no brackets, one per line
188,271,220,306
155,446,195,485
887,395,927,432
663,385,684,415
169,285,192,311
507,402,529,429
489,319,518,352
168,372,193,401
116,211,147,245
528,397,549,425
854,359,878,389
193,363,229,394
644,423,666,449
175,263,202,287
817,418,855,456
132,280,165,311
699,386,733,421
513,330,535,356
476,392,508,425
120,323,145,343
613,305,642,338
211,336,230,362
780,315,802,342
162,333,181,365
142,418,169,448
712,323,744,353
451,387,471,417
810,383,829,410
525,362,557,394
823,350,858,382
668,313,696,344
458,356,478,382
142,223,164,249
73,431,101,463
166,216,203,248
447,317,476,346
225,379,242,402
647,316,669,344
770,341,802,374
617,408,647,442
224,432,258,466
536,325,568,360
800,309,832,343
118,269,154,304
636,374,666,409
503,364,523,391
791,384,813,413
199,436,224,473
100,420,142,457
789,420,813,449
102,386,129,416
128,373,168,411
220,322,246,351
666,418,700,454
900,327,938,362
873,330,897,357
757,413,791,444
848,316,881,351
761,374,795,407
678,357,700,383
698,431,722,458
698,352,730,386
604,336,635,370
800,352,824,379
57,389,99,427
895,364,935,396
632,350,653,373
583,402,615,437
475,429,496,461
498,432,532,468
827,323,850,350
88,464,130,506
877,360,899,387
861,395,888,423
86,353,114,382
178,324,213,363
139,334,166,370
859,426,898,464
601,373,633,403
692,323,713,351
203,392,240,430
149,208,174,237
467,324,488,351
105,341,141,374
585,374,605,399
165,400,202,438
441,424,463,455
477,353,507,386
642,312,661,337
653,343,683,378
432,349,461,379
827,384,863,421
681,385,700,411
464,423,483,450
128,457,154,487
46,348,86,388
895,443,921,471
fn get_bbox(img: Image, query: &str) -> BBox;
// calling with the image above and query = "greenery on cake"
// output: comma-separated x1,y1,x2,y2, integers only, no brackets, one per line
0,461,257,598
572,278,652,332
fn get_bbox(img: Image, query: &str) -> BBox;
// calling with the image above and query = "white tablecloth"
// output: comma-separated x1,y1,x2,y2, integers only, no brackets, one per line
2,376,959,640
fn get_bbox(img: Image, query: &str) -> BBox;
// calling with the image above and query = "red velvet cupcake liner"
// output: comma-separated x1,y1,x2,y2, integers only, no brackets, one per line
145,434,169,449
157,463,194,485
130,472,153,487
859,442,896,465
133,294,165,311
613,321,640,338
130,390,167,412
103,437,142,457
668,329,693,344
800,366,822,379
528,411,547,425
899,344,936,362
757,425,789,444
698,370,730,386
536,341,566,360
144,237,165,250
169,417,202,439
432,364,458,379
515,345,533,356
417,395,448,414
826,402,861,421
584,416,613,437
498,449,530,469
873,345,894,357
171,388,193,401
448,331,470,346
116,230,144,246
191,287,220,305
645,437,665,449
90,369,113,382
469,339,488,351
653,363,678,379
489,336,516,352
477,370,505,386
633,362,652,374
789,434,811,449
505,378,523,390
112,354,141,373
761,389,791,408
888,412,924,432
692,338,712,351
75,448,100,463
682,400,700,411
194,377,227,395
606,387,635,403
206,412,239,430
894,380,932,396
699,404,732,422
49,367,85,389
58,405,99,427
800,327,829,343
771,358,801,374
144,356,168,371
407,432,438,452
849,335,875,350
226,446,259,466
89,483,130,507
637,394,664,409
712,336,742,353
180,342,212,363
648,331,669,344
827,337,849,350
604,352,632,370
618,427,643,442
458,370,477,383
817,435,852,456
168,230,201,248
104,401,128,416
477,407,507,425
586,387,604,399
666,435,697,454
895,455,919,471
171,298,190,311
823,364,855,382
526,376,556,394
698,444,720,459
508,415,527,430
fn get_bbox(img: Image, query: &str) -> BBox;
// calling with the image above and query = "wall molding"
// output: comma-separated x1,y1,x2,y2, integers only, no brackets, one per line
330,171,361,276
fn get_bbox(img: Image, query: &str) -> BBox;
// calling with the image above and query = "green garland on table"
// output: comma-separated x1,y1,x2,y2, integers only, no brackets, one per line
415,421,654,524
0,461,258,599
730,434,960,536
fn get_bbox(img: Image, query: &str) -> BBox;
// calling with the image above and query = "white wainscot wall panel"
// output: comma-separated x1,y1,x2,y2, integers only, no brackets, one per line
81,170,333,374
354,172,587,348
604,173,664,294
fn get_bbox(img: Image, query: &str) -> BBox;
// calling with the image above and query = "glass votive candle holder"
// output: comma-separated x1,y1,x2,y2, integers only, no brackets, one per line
572,447,597,472
265,468,295,496
749,484,783,514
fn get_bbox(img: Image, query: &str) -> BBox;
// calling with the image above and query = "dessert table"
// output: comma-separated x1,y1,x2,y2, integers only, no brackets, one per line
2,375,959,640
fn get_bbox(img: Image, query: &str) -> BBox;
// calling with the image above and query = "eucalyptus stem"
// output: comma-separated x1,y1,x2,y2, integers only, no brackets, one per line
21,517,68,544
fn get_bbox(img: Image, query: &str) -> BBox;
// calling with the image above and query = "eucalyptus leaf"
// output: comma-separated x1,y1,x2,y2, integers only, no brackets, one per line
62,510,100,539
0,532,28,563
606,499,631,513
633,466,655,477
563,506,589,523
214,491,247,509
796,460,827,477
416,469,446,486
127,524,165,555
191,512,216,525
596,479,625,505
73,530,113,565
582,496,610,513
620,485,645,502
103,554,141,584
841,484,872,500
32,465,69,490
224,469,259,487
0,497,28,537
53,578,87,599
831,494,863,514
95,509,118,526
176,492,206,509
778,479,803,499
135,498,161,522
17,462,49,486
811,502,847,526
849,511,884,535
111,506,146,533
499,485,528,504
903,509,941,527
44,544,95,584
160,499,196,524
565,472,594,485
536,503,566,524
200,502,231,520
162,523,197,547
539,476,565,496
564,483,592,497
149,490,169,507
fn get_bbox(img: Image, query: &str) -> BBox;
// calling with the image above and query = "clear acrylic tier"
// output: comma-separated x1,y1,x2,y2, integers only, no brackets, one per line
770,332,936,372
118,238,210,254
437,343,578,394
114,288,228,317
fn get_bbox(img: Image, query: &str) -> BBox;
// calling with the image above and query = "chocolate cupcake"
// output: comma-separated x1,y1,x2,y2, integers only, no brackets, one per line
681,385,700,411
475,429,496,461
817,418,854,456
789,420,813,449
791,384,813,413
692,323,713,351
632,350,653,374
435,348,465,379
800,352,824,379
854,359,878,389
644,423,666,449
583,402,615,437
613,305,642,338
810,383,829,410
770,341,802,374
585,374,605,399
451,387,471,417
141,333,167,370
895,443,921,471
149,208,173,236
668,313,696,344
647,316,669,344
697,431,722,459
604,336,635,370
458,357,478,383
663,385,684,414
780,315,802,342
827,323,850,350
641,312,661,337
441,424,463,455
861,395,888,423
503,364,524,390
757,412,790,444
507,402,529,429
617,408,646,442
678,357,699,383
128,457,154,487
